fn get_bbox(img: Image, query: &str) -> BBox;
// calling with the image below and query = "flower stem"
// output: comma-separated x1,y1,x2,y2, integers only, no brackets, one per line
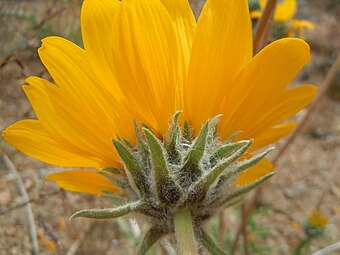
293,236,312,255
173,209,198,255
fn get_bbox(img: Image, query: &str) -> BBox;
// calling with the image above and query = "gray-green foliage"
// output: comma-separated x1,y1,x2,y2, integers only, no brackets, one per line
71,113,275,254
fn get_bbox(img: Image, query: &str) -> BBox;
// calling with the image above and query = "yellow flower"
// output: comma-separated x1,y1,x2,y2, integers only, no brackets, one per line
258,0,297,22
307,210,329,228
250,0,315,39
288,19,315,39
3,0,316,195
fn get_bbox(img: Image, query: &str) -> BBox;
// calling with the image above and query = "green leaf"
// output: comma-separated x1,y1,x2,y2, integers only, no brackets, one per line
218,172,276,206
133,119,149,156
206,114,222,145
232,147,274,175
199,228,229,255
137,225,166,255
189,140,252,202
143,128,181,205
98,171,128,189
101,190,127,205
213,147,274,192
181,121,209,183
123,138,134,149
103,167,124,176
112,140,149,196
183,120,192,143
224,131,242,143
70,200,142,219
210,140,250,164
166,111,182,164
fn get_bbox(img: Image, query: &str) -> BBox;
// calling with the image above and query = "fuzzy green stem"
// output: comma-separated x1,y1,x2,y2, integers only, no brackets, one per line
293,236,312,255
173,209,198,255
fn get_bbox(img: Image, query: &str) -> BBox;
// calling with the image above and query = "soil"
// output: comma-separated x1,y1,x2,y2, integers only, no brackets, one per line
0,0,339,254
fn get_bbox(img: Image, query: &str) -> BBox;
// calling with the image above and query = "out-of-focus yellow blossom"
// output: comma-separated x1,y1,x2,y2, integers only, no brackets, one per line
288,19,315,39
250,0,315,39
38,233,57,251
291,220,303,232
259,0,296,22
307,210,329,229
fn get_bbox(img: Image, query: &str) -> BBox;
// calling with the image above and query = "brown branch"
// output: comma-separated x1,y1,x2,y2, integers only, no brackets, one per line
241,204,250,255
33,4,66,31
0,190,61,216
231,224,241,255
218,210,228,247
253,0,277,55
231,1,278,253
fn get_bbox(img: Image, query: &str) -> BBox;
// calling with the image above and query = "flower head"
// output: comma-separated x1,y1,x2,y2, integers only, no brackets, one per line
3,0,316,194
289,19,315,39
307,209,329,229
259,0,297,22
3,0,316,252
303,209,329,237
251,0,315,39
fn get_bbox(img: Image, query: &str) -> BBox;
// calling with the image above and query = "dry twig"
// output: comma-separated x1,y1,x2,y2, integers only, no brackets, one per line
231,1,277,253
312,242,340,255
3,154,40,255
253,0,277,55
65,240,82,255
0,190,61,215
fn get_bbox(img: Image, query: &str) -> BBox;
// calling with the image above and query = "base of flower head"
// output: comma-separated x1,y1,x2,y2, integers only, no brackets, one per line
71,112,275,254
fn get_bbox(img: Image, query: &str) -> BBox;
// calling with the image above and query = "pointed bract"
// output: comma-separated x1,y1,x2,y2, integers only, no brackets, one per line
143,128,181,205
181,121,209,183
112,139,149,196
137,225,167,255
71,201,143,219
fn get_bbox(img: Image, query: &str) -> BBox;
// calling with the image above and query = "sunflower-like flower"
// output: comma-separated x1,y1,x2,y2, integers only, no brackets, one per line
304,209,329,237
250,0,315,39
3,0,316,253
252,0,297,22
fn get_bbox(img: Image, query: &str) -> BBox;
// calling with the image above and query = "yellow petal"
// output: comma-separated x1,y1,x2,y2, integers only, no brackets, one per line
2,120,103,168
251,122,296,150
38,37,124,126
219,38,313,138
111,0,182,135
234,158,274,186
185,0,252,135
242,85,317,138
46,170,123,195
80,0,123,95
37,36,135,143
250,10,262,19
307,210,329,228
159,0,196,108
23,77,119,167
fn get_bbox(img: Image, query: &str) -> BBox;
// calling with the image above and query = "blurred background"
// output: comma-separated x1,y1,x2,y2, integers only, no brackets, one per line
0,0,339,254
